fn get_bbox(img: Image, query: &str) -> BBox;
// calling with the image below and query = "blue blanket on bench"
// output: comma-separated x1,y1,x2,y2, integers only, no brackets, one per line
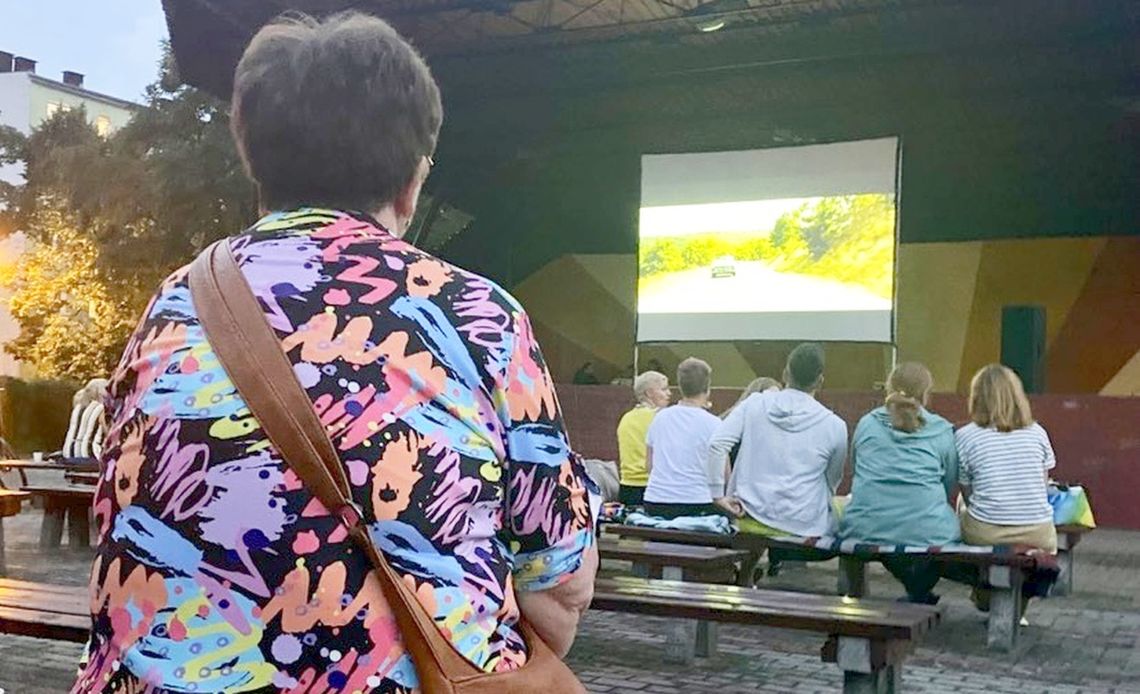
624,511,734,534
770,534,1056,562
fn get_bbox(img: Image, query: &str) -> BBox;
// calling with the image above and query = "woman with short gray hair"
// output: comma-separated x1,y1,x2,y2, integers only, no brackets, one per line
616,370,671,506
74,12,596,693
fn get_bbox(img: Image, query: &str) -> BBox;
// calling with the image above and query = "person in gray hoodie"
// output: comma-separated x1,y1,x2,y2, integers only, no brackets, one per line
709,343,848,537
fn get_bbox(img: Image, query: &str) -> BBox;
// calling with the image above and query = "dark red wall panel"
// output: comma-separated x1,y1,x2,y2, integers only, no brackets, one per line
557,385,1140,529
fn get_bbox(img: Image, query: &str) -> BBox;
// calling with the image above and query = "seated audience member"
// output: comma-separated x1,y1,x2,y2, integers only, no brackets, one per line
957,364,1057,551
840,362,960,604
573,361,600,385
717,376,782,478
643,358,727,518
61,378,110,461
720,377,782,419
710,343,847,537
957,364,1058,613
615,370,671,506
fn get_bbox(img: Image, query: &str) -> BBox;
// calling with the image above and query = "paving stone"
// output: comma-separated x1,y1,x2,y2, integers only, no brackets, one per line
2,504,1139,692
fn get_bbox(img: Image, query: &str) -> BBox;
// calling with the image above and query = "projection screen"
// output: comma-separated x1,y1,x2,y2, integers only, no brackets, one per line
637,137,900,343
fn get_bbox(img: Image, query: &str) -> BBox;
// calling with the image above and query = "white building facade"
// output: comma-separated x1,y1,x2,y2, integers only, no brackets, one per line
0,52,135,376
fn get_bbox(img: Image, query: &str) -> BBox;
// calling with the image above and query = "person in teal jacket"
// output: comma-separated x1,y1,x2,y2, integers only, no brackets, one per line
840,362,961,603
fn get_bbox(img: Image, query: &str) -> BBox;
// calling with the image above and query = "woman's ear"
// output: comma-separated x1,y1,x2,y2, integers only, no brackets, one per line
394,157,430,231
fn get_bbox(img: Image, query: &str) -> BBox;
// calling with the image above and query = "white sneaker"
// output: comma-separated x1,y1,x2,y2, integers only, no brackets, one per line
1019,617,1030,627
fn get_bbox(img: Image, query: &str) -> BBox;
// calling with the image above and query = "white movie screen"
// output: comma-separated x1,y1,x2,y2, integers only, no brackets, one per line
637,138,899,343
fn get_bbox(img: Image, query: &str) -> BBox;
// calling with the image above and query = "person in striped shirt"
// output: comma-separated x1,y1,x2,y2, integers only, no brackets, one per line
956,364,1057,552
957,364,1057,613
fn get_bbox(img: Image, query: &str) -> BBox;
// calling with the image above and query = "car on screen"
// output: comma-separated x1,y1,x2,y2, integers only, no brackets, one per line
710,255,737,278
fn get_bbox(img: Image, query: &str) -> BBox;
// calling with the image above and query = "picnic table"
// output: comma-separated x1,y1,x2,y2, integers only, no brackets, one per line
0,458,99,489
0,459,99,550
0,577,88,641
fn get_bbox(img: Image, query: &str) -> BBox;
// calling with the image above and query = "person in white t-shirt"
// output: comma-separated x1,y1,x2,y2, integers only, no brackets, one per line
643,357,728,519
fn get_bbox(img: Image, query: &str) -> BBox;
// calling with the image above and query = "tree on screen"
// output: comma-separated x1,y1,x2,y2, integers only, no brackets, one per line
637,194,895,299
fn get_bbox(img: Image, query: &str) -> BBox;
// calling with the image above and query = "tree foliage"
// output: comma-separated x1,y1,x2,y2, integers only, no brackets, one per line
0,203,141,379
0,54,257,380
638,194,896,298
0,50,468,380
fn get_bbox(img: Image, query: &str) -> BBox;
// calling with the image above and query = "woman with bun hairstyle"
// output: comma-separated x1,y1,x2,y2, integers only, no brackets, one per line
840,362,960,604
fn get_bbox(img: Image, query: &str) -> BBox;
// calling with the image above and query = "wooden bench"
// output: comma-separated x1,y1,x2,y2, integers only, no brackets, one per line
604,523,732,544
593,576,940,693
599,539,754,658
0,578,88,642
599,539,751,582
604,523,1053,652
0,491,31,576
0,575,938,693
829,548,1046,652
21,486,95,550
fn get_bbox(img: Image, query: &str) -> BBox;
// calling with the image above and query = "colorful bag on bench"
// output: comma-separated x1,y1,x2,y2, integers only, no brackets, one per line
1048,484,1096,529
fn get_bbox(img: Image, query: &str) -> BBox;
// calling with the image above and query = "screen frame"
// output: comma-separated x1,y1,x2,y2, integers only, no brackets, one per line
633,135,903,347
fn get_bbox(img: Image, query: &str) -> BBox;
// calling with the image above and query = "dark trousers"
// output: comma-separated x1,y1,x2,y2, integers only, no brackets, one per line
645,501,730,520
880,557,980,602
619,484,646,507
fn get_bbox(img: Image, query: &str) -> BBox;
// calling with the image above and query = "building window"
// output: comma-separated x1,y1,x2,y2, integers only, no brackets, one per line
95,115,112,137
45,102,73,119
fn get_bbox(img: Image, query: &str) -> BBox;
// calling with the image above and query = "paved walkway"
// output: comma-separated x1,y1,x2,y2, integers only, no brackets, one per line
2,484,1138,692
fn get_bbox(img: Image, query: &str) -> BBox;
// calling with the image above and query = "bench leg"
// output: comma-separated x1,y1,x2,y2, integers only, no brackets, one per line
843,669,898,694
39,501,65,549
695,620,718,657
67,505,91,549
1054,549,1074,597
837,637,901,694
838,556,868,597
987,566,1023,652
661,565,699,664
737,551,762,587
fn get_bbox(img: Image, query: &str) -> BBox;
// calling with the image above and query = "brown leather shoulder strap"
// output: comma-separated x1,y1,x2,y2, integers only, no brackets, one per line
188,240,483,683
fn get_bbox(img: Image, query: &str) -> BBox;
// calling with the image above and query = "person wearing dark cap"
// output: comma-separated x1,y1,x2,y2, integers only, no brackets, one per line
710,343,848,537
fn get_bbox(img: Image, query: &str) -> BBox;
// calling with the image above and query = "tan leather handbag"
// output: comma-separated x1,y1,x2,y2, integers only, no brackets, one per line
189,240,586,693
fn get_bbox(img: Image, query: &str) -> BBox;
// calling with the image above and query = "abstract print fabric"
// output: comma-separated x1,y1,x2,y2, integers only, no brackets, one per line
74,209,595,693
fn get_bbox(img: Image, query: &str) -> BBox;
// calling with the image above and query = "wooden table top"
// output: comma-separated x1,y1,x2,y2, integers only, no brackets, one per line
0,459,99,473
0,578,89,643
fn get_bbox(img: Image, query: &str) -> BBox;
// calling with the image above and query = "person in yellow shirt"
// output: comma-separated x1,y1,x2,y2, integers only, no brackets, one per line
616,370,671,506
